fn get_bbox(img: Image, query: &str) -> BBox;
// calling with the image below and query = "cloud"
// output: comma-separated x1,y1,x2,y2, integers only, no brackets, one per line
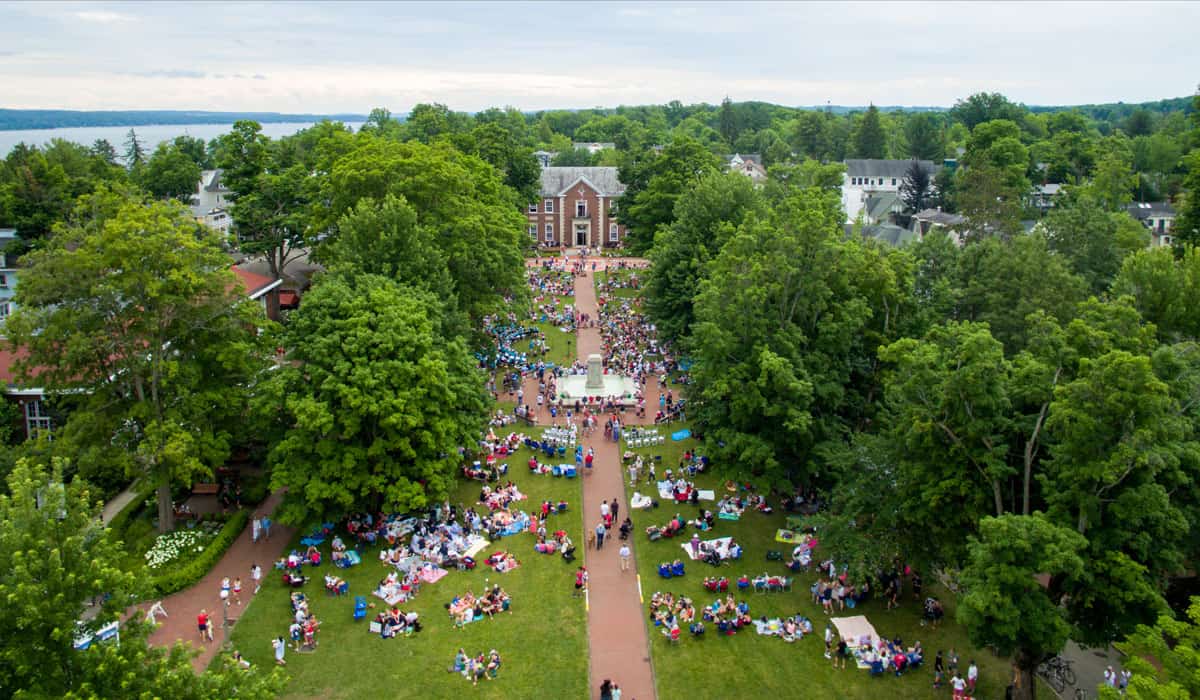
73,10,136,24
252,74,267,80
126,69,207,79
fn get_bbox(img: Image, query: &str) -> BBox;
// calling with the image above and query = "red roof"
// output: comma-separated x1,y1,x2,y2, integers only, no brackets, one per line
230,265,281,300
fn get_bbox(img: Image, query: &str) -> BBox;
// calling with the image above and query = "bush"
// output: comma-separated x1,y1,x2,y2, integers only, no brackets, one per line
106,482,156,538
147,509,250,598
240,473,270,506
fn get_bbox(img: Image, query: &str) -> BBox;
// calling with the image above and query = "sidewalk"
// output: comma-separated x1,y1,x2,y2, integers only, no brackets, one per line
137,490,295,671
575,262,658,700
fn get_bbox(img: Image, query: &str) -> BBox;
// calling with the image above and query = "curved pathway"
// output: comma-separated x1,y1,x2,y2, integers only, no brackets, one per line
138,491,295,671
573,256,658,700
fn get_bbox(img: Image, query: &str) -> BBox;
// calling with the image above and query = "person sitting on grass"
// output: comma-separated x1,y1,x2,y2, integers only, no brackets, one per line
486,650,502,680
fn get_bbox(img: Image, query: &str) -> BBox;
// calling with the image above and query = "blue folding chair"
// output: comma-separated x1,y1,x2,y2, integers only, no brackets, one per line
353,595,368,621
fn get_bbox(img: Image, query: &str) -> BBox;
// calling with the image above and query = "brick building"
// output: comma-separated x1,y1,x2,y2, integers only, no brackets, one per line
526,167,627,248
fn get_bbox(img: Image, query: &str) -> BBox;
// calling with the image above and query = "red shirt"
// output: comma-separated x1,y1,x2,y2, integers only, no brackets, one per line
197,613,208,626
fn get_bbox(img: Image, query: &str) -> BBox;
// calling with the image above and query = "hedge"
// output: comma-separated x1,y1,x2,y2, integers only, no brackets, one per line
148,509,250,598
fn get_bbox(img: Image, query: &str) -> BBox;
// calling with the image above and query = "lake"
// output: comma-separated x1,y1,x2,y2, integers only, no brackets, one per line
0,121,366,156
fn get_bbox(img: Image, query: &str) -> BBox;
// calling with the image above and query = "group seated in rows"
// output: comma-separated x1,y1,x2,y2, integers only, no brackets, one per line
447,585,512,627
375,606,422,638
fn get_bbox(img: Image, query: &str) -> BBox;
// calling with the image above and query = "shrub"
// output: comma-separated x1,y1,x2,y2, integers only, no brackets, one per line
147,509,250,598
240,473,270,506
106,482,156,539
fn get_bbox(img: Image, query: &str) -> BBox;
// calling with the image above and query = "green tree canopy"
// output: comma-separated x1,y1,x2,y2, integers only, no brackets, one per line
266,273,488,524
853,105,886,159
140,142,201,202
617,137,723,253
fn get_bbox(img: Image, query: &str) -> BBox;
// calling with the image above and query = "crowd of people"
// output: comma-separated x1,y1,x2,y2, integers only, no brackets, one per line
449,648,503,685
447,584,512,626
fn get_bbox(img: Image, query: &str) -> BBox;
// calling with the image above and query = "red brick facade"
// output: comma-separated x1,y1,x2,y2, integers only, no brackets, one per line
526,170,626,249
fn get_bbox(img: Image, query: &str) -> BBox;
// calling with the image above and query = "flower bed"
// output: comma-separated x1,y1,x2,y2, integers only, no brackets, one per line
144,521,222,569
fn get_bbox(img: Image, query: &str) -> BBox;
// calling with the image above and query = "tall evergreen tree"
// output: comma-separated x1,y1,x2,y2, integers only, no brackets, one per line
854,104,886,159
123,128,145,168
719,96,740,146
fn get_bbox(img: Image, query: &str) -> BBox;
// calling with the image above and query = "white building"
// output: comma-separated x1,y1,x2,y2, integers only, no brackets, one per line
842,159,936,223
1125,201,1176,247
726,153,768,183
189,169,233,236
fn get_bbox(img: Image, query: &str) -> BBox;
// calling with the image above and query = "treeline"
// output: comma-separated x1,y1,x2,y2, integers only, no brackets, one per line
0,109,367,131
635,94,1200,698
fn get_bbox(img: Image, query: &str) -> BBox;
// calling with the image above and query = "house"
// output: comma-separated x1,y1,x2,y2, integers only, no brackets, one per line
0,228,19,323
572,142,615,155
190,169,233,236
726,153,768,183
526,167,627,248
0,262,282,438
1125,201,1176,247
1030,183,1063,212
533,150,556,168
862,191,903,226
845,223,917,247
909,208,967,244
842,159,937,223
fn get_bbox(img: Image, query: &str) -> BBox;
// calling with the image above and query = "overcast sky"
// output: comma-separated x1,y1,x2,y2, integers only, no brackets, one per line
0,1,1196,113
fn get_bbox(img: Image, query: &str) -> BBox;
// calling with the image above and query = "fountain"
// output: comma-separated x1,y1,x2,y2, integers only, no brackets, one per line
557,353,638,407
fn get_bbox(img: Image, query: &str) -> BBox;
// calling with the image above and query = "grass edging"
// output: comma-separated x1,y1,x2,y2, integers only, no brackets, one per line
148,509,250,598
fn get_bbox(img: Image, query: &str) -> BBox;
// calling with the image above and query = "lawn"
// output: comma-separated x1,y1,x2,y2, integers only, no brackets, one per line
619,425,1026,700
225,439,589,699
595,267,643,300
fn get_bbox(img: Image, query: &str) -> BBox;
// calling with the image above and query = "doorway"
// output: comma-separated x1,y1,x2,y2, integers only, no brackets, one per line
575,223,589,247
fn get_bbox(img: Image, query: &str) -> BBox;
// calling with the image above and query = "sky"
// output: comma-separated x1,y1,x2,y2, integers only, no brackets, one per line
0,1,1196,114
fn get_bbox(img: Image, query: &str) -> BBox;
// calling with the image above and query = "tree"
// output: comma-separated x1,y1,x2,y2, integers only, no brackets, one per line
1042,194,1148,294
951,92,1027,130
7,193,271,532
140,142,201,202
617,137,723,253
957,513,1087,700
215,120,311,279
551,148,596,166
644,172,766,344
1123,109,1155,137
1089,151,1137,211
957,163,1026,240
853,105,886,159
0,459,283,699
899,159,932,213
718,97,740,146
905,112,944,160
1175,149,1200,249
266,273,487,524
318,136,527,329
1113,245,1200,342
1108,597,1200,699
123,128,145,168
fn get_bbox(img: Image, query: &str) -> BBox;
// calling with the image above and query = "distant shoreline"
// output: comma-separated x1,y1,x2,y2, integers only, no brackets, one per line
0,109,369,131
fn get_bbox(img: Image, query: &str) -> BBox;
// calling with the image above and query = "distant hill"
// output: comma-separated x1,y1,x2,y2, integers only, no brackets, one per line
0,109,369,131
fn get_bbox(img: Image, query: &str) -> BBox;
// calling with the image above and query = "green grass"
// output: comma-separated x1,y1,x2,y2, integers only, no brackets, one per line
595,268,643,300
620,426,1024,700
226,441,589,699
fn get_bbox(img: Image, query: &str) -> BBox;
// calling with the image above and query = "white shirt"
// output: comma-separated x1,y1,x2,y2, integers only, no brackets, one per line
968,664,978,680
952,677,966,690
619,545,630,557
600,502,610,517
825,627,833,643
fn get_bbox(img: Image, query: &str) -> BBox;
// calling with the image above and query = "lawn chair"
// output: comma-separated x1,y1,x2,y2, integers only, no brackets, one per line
353,596,368,621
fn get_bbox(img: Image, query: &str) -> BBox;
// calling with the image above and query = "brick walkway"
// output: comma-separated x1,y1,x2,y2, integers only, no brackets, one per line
574,258,658,700
138,490,295,671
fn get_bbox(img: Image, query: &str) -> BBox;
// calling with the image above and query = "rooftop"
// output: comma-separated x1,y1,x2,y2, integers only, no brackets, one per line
539,167,626,197
845,159,937,180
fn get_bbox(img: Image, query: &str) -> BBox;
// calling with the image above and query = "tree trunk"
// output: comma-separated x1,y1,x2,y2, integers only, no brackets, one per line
1013,666,1036,700
156,481,175,534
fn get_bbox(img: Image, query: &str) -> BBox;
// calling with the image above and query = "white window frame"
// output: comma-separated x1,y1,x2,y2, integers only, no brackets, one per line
528,203,537,214
891,178,897,186
575,200,587,218
609,223,619,242
544,199,554,213
528,224,537,239
24,399,51,438
544,223,554,242
0,273,8,289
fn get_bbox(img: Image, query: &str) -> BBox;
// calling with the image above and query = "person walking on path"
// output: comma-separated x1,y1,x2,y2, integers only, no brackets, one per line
595,521,607,549
197,609,210,643
261,515,271,540
611,498,619,522
619,543,631,571
251,516,261,544
251,564,262,594
600,500,610,521
232,577,242,605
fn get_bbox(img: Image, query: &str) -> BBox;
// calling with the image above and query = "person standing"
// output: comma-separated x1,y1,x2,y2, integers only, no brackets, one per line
933,650,945,689
197,609,210,643
690,532,701,558
232,577,242,605
618,543,631,571
272,636,287,666
824,623,833,658
600,500,610,521
251,563,262,594
261,515,272,540
574,566,588,596
628,461,638,486
611,498,619,522
950,672,966,699
251,516,262,544
595,521,607,549
967,660,978,693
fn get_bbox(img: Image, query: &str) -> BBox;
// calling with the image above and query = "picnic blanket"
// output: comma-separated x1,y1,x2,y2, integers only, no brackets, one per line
753,618,784,635
463,536,490,559
697,489,716,501
775,529,803,544
498,513,531,537
343,550,363,566
681,536,733,561
418,565,449,584
656,481,674,500
630,492,653,509
671,429,691,441
373,588,405,606
832,615,881,648
718,511,740,521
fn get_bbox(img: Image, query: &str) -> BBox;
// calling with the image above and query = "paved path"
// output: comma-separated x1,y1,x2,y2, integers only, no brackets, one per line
101,485,140,524
573,260,658,700
138,490,295,671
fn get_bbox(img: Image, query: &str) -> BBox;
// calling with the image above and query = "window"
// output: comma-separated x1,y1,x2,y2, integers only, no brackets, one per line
575,200,587,218
0,302,9,318
891,178,897,186
1162,235,1173,246
0,274,8,288
528,203,537,214
609,223,619,242
544,223,554,242
24,399,52,438
544,199,554,213
528,224,537,239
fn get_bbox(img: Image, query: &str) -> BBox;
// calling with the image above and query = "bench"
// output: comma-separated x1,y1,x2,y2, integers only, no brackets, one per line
192,483,220,495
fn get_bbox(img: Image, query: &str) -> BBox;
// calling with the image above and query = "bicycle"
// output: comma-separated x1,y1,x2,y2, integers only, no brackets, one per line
1036,655,1077,693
